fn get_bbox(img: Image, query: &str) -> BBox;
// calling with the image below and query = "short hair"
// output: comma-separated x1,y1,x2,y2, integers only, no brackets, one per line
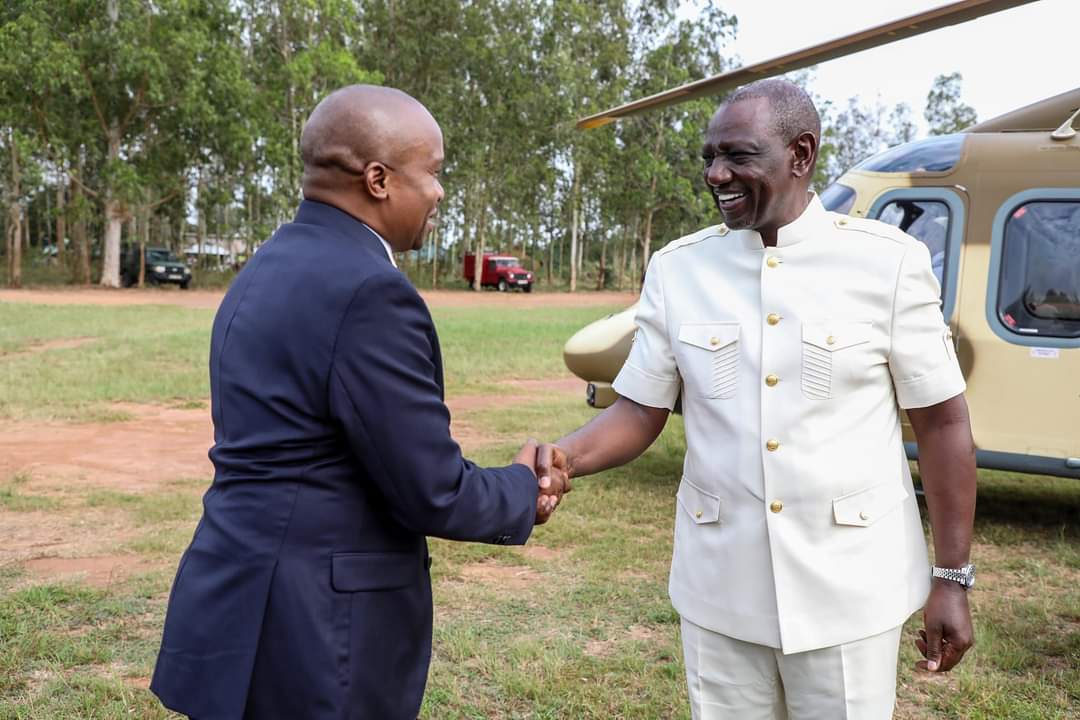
723,78,820,145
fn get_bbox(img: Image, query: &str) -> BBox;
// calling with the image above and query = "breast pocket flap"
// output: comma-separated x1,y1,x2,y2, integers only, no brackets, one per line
832,482,909,527
803,321,873,351
677,478,722,525
332,551,422,592
677,323,740,352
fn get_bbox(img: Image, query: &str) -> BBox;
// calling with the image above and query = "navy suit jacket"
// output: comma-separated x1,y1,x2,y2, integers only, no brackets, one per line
150,201,537,720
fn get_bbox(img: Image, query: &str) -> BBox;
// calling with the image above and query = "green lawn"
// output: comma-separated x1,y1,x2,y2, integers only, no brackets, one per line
0,299,1077,719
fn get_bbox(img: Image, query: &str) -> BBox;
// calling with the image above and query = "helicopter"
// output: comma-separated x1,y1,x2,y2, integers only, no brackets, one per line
562,0,1080,480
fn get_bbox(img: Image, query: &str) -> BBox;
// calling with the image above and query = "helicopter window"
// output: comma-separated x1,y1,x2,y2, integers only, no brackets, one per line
853,134,965,174
820,183,856,215
877,200,950,292
997,201,1080,339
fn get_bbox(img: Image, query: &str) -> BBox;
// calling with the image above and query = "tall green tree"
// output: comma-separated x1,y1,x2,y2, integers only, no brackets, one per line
925,72,977,135
4,0,253,287
819,97,918,186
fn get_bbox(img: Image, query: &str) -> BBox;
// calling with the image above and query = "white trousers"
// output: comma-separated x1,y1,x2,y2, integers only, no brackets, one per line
681,618,903,720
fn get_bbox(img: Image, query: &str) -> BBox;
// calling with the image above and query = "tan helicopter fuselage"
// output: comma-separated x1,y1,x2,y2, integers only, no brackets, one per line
564,128,1080,478
837,129,1079,476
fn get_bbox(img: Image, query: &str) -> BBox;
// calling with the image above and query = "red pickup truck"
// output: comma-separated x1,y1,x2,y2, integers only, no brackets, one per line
463,254,534,292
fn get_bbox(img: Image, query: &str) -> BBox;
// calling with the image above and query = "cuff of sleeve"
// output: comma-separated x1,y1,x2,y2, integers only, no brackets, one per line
894,361,967,409
504,462,537,545
612,362,680,410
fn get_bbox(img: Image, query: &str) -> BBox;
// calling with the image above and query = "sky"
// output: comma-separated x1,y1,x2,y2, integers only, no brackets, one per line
678,0,1077,135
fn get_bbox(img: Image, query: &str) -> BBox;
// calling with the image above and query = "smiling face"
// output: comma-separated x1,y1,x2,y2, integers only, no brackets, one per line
702,97,811,242
383,118,445,253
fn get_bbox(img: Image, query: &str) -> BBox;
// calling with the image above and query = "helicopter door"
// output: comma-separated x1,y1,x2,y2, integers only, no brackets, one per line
868,188,967,462
868,188,967,322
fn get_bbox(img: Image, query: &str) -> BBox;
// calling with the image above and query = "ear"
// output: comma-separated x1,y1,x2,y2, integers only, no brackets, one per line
364,161,391,200
790,131,818,180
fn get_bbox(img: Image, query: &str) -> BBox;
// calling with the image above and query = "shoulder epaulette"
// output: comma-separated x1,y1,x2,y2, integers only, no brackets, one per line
656,225,728,257
831,214,912,247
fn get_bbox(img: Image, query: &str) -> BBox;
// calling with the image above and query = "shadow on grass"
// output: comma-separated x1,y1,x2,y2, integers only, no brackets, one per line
915,468,1080,541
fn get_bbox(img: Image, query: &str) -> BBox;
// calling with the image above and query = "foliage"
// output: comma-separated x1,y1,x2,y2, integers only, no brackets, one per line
818,96,919,188
925,72,978,136
1,1,964,291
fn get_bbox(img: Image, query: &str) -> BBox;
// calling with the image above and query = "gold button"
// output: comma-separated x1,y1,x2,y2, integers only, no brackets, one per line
766,439,780,451
709,336,720,346
766,256,780,268
717,224,729,236
695,510,703,519
767,313,781,326
765,374,779,387
859,511,870,521
770,500,784,513
838,218,849,226
826,335,836,345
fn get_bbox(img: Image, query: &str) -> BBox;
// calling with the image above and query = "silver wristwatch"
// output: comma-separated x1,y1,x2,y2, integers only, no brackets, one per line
932,563,976,590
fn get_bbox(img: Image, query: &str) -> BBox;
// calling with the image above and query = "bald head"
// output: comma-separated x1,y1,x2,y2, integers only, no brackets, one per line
720,78,820,145
300,85,439,190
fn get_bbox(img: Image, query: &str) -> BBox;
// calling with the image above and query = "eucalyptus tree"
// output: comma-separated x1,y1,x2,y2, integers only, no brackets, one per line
2,0,251,287
244,0,379,230
611,2,737,279
925,72,977,136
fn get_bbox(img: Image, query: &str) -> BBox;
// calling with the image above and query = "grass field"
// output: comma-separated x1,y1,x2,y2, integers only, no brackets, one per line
0,297,1077,719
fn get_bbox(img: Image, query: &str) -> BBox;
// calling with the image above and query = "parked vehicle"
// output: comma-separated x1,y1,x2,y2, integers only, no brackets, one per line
463,254,533,292
122,245,192,289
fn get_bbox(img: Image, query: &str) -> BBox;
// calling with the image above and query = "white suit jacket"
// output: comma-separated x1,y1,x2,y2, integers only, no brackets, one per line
613,194,966,654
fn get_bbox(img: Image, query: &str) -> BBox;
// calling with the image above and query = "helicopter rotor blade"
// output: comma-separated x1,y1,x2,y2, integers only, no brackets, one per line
577,0,1040,130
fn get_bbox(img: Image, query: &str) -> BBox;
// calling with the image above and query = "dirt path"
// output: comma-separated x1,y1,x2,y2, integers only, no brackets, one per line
0,377,584,580
0,287,636,310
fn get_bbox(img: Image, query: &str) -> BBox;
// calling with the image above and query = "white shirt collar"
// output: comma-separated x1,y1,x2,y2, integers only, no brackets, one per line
736,192,827,251
363,223,397,267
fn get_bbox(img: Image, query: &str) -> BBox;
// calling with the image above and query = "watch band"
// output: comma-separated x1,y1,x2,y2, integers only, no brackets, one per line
932,563,975,589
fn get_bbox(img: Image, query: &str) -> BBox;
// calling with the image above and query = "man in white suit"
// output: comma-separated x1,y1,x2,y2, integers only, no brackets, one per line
539,79,976,719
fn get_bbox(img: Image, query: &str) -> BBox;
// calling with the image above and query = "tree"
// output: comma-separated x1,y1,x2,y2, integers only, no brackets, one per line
818,97,918,187
925,72,977,136
4,0,254,287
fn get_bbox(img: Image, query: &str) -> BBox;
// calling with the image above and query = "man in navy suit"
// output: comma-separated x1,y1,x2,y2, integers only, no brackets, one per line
150,85,567,719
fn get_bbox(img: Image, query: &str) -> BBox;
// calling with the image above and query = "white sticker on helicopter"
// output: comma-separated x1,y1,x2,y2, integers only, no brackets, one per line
1029,347,1059,359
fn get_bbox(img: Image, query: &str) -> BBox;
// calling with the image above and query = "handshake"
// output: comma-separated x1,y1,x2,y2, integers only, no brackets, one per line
513,439,571,525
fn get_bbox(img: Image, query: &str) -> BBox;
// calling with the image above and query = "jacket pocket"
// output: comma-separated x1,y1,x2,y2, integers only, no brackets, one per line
832,482,909,527
801,321,873,400
676,322,740,399
331,552,423,592
676,477,722,525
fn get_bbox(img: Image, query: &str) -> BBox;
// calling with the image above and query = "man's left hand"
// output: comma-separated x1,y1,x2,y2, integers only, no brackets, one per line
916,579,974,672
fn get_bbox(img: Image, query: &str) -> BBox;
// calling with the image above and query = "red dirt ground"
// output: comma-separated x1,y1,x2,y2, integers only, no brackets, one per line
1,287,598,584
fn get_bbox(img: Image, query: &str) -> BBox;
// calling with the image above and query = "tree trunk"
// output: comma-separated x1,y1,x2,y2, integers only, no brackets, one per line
569,168,579,292
642,168,659,279
99,0,122,288
55,178,66,263
138,212,147,287
597,234,607,291
100,126,124,288
100,198,124,288
7,134,22,288
546,220,554,287
73,150,90,284
197,171,207,268
473,206,486,292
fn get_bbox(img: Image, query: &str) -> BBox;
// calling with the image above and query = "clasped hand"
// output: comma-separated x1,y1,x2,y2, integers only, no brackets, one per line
513,440,571,524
